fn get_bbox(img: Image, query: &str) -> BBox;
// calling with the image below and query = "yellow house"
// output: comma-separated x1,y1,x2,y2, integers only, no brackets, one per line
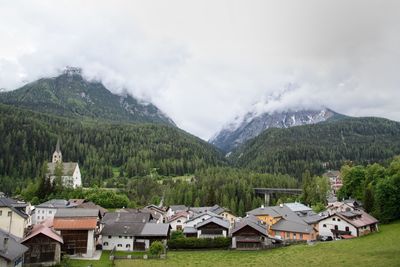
0,197,29,238
220,210,238,228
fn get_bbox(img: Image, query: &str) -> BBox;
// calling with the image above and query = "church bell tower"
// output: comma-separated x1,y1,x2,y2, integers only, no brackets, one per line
52,139,63,163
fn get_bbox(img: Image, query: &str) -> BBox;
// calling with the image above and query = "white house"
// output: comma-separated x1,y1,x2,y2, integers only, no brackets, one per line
47,140,82,189
166,205,187,218
33,199,74,224
184,211,222,228
195,217,230,238
167,211,189,231
0,197,30,238
318,210,378,238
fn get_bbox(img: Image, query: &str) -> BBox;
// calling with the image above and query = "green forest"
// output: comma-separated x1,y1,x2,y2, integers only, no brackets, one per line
0,104,225,193
230,117,400,179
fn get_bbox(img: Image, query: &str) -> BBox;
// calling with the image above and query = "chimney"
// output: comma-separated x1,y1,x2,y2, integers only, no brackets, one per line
261,205,264,209
3,236,9,250
279,204,284,208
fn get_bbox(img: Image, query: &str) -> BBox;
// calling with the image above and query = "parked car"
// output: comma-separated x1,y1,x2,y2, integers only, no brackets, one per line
319,236,333,242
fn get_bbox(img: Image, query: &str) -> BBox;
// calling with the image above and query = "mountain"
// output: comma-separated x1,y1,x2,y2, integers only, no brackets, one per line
229,116,400,179
0,104,226,194
0,67,174,125
210,108,343,153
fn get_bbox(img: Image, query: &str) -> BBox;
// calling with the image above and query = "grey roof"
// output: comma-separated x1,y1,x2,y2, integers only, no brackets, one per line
284,203,312,212
302,212,329,224
101,222,145,236
55,208,99,218
183,226,197,234
232,215,268,237
196,217,230,230
37,199,74,208
0,229,28,262
185,211,222,223
247,206,281,217
271,219,313,234
47,162,78,176
189,205,226,215
138,223,170,237
168,205,188,212
0,197,29,219
102,212,151,224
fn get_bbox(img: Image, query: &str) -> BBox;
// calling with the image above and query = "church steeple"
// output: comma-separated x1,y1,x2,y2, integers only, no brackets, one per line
52,139,62,163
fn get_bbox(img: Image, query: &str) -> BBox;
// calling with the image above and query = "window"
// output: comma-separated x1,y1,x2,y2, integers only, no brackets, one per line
108,235,112,239
119,236,122,238
0,211,2,216
177,220,181,223
345,226,350,232
117,244,122,247
124,236,128,239
286,232,290,238
338,219,341,222
130,236,133,239
293,233,297,239
323,224,327,228
300,233,303,240
332,218,336,221
334,225,338,230
8,211,12,217
126,244,131,248
49,211,52,214
103,242,109,246
275,231,280,236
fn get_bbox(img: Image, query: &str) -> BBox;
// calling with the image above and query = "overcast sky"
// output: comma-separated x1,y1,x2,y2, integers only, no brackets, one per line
1,0,400,140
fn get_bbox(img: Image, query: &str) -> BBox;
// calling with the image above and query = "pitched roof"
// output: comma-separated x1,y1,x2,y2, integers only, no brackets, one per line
0,229,28,262
138,223,170,237
183,226,197,234
168,205,188,212
232,216,268,237
247,206,281,217
55,208,99,218
47,162,78,176
196,217,230,230
185,211,222,223
271,219,314,234
102,212,151,225
336,210,378,228
101,222,145,236
22,223,63,244
0,197,29,219
284,203,312,212
167,211,189,222
37,199,74,208
53,218,98,230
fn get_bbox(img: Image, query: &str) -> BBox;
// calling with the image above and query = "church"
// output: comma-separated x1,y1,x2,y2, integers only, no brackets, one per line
47,140,82,188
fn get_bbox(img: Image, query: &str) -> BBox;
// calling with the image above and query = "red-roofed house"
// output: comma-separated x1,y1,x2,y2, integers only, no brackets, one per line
22,223,63,266
53,209,99,258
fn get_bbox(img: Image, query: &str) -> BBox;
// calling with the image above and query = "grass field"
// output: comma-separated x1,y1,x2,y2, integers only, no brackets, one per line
70,221,400,267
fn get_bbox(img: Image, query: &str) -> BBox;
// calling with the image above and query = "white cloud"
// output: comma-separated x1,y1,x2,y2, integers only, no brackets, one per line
0,0,400,140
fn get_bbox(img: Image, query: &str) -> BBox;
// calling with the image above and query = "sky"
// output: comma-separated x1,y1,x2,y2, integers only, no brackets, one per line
1,0,400,140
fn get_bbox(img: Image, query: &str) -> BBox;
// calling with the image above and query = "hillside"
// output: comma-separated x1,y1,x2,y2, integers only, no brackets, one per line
0,104,225,194
0,67,175,125
210,108,344,153
229,117,400,179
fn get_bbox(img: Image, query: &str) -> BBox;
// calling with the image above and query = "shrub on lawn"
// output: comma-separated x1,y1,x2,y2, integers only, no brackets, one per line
171,230,185,240
167,237,231,249
149,241,164,255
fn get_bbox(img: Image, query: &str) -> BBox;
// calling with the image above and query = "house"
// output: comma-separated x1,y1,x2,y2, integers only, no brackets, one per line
101,211,170,251
33,199,75,224
326,199,363,215
53,208,99,257
21,221,63,266
166,205,188,218
47,140,82,188
0,229,28,267
195,217,230,238
167,211,190,231
323,170,343,194
247,204,318,241
0,196,30,238
231,215,271,250
189,205,237,228
144,205,167,223
318,210,378,239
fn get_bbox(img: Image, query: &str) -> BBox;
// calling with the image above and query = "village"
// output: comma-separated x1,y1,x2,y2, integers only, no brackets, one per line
0,144,380,266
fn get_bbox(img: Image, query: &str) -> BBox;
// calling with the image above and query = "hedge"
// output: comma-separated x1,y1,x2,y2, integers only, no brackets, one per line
167,237,231,249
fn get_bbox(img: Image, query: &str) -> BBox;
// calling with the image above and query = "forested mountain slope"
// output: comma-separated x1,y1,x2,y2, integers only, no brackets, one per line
229,117,400,179
0,104,225,193
0,67,174,125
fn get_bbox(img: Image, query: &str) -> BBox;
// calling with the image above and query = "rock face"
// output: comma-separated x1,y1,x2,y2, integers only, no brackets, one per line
0,67,175,126
210,108,339,153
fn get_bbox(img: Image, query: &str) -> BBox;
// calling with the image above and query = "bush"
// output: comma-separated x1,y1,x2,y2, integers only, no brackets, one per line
149,241,164,255
167,237,231,249
170,230,185,240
